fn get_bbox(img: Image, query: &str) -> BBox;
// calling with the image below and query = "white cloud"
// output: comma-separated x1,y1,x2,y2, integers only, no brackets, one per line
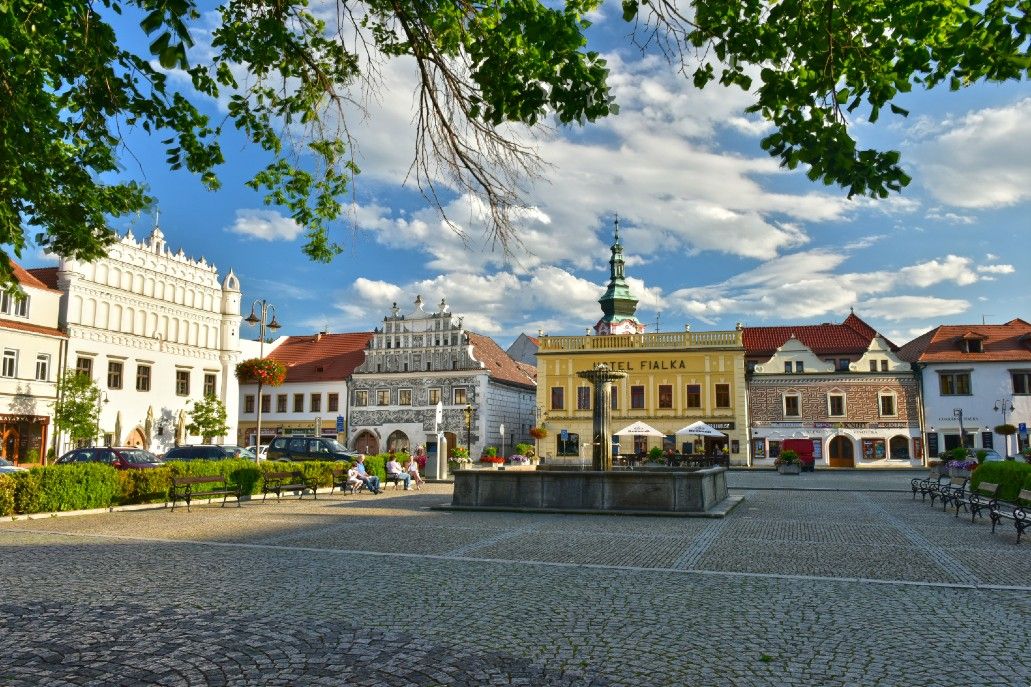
898,255,978,288
925,209,976,225
977,264,1015,275
913,97,1031,208
857,296,969,321
226,209,303,241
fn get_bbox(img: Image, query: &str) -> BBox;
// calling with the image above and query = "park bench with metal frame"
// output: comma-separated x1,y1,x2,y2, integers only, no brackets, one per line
261,470,317,502
952,481,999,522
912,472,949,502
937,477,969,512
989,488,1031,544
170,475,242,512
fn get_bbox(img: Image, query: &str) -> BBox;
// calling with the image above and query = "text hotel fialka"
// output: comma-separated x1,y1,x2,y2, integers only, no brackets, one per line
536,333,749,463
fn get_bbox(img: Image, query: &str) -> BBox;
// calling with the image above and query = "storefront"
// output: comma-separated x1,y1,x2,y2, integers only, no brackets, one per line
1,414,49,465
750,422,921,468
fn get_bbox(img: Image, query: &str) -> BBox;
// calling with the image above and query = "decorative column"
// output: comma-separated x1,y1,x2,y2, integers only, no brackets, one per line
576,364,628,471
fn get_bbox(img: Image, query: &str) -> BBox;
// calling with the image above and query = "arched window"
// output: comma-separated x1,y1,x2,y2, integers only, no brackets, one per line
386,430,410,453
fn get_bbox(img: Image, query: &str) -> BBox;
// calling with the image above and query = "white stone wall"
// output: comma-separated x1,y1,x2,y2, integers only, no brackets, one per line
0,282,64,424
238,379,348,444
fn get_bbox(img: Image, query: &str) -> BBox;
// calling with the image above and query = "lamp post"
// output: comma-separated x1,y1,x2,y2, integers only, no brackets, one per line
95,391,109,446
499,422,506,460
534,404,544,458
244,299,282,462
463,404,473,454
994,398,1015,457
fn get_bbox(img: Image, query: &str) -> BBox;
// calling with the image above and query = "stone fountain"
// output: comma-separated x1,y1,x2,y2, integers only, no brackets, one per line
447,364,737,517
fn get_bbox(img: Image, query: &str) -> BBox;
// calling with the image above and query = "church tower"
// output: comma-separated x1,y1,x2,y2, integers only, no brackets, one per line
594,217,646,335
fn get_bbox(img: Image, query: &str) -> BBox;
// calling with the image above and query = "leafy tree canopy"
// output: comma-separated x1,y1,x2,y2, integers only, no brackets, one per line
2,0,1027,288
52,372,102,444
186,395,230,442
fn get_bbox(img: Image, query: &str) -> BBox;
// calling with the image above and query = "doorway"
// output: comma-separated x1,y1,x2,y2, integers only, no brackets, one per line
352,430,379,454
828,435,854,467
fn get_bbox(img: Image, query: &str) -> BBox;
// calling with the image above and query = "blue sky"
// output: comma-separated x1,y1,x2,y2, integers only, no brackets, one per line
23,1,1030,349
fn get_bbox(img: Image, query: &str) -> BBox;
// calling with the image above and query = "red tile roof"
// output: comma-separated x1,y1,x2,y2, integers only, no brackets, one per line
14,263,61,292
897,319,1031,363
0,317,66,338
468,332,537,389
266,332,374,382
515,361,538,382
743,313,886,357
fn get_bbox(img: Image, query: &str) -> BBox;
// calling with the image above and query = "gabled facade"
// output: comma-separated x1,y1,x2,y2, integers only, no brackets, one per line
745,314,921,467
1,260,66,463
32,225,243,453
237,332,373,446
898,318,1031,457
506,333,540,366
348,296,536,468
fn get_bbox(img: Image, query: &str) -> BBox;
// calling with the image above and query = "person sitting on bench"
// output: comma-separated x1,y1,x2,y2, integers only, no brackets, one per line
386,455,412,490
354,454,381,494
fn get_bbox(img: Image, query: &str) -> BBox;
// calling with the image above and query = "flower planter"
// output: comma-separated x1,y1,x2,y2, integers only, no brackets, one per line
948,468,972,478
777,463,801,475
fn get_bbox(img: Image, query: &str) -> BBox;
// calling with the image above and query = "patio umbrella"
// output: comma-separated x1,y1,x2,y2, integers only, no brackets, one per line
674,421,726,438
614,421,667,437
113,411,122,445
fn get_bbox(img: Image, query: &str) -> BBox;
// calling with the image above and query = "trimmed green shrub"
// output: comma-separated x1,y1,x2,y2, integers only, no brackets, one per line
0,474,15,516
117,468,173,504
971,461,1031,502
515,442,534,457
363,454,388,481
13,463,121,513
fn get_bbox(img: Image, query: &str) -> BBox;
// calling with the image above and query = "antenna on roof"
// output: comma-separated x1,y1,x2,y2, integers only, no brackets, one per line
982,314,986,325
651,311,661,333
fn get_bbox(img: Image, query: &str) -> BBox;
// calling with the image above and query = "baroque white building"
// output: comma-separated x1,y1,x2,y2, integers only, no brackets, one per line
31,226,243,454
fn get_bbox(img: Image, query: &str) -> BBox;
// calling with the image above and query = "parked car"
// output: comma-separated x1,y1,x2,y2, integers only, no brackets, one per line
246,445,269,459
974,448,1004,462
162,445,246,461
266,436,358,462
219,445,257,460
0,457,28,473
55,447,163,469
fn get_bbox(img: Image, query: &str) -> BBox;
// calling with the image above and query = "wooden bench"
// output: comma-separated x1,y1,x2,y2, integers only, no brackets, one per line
990,488,1031,544
330,467,362,496
953,481,999,522
170,475,242,512
912,472,948,501
262,470,317,502
937,477,968,512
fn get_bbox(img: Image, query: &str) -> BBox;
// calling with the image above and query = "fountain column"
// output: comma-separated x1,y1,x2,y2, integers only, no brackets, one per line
576,364,628,471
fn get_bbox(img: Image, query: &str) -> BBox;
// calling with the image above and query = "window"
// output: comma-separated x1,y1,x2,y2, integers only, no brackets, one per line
576,386,591,410
136,364,151,391
261,394,271,412
453,387,468,404
610,385,618,410
686,385,701,408
783,394,800,417
276,394,288,413
837,359,850,371
327,393,339,412
75,356,93,378
551,386,564,410
658,384,673,409
784,361,792,373
715,384,731,408
377,389,390,405
398,389,412,405
630,385,645,409
353,390,368,407
939,371,971,396
1012,371,1031,395
107,361,123,389
204,373,217,397
35,354,50,381
175,369,190,396
1,349,16,378
557,432,580,456
310,393,322,412
879,393,896,416
0,292,28,317
869,361,877,372
244,395,255,413
293,393,304,412
828,393,845,417
429,387,441,405
795,361,804,373
880,360,888,372
967,339,983,353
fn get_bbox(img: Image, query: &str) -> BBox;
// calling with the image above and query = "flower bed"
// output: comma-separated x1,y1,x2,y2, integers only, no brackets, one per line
479,456,505,465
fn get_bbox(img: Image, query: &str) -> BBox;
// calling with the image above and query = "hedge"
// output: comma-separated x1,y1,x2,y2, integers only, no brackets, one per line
1,458,350,516
971,461,1031,502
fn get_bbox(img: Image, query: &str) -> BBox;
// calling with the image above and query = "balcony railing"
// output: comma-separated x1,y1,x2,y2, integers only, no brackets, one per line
538,330,742,352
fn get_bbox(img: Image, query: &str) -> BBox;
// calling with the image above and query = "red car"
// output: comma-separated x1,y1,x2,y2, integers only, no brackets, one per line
56,447,164,469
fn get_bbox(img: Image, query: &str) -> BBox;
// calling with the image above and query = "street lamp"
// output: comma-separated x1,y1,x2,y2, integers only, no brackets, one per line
994,398,1015,457
95,392,109,446
463,404,473,454
244,299,282,461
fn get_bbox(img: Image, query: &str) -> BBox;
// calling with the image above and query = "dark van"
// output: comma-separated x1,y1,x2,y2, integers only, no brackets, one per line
266,436,358,462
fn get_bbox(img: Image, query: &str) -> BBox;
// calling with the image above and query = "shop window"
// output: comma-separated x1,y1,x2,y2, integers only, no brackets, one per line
768,440,782,458
861,438,886,460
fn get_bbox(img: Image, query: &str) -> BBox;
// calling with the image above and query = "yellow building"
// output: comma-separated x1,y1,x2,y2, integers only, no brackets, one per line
534,221,748,464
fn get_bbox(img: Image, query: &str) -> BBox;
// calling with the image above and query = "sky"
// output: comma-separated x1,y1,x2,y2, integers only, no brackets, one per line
22,1,1031,349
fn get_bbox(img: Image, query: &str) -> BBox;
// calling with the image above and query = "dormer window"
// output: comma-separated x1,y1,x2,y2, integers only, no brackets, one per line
966,339,982,353
795,361,804,373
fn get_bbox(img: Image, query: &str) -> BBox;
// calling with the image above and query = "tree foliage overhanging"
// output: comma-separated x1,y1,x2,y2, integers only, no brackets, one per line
1,0,1027,288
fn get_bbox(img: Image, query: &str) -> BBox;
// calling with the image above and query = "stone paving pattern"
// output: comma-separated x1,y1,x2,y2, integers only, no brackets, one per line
1,472,1029,686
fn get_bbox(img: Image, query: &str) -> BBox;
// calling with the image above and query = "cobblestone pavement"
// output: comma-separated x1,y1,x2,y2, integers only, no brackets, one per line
2,475,1029,686
726,468,924,491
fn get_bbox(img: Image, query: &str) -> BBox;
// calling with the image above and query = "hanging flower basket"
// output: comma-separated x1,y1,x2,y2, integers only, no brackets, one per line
529,426,548,439
235,358,287,386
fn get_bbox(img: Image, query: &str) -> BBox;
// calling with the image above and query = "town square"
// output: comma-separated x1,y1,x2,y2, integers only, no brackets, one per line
2,0,1030,685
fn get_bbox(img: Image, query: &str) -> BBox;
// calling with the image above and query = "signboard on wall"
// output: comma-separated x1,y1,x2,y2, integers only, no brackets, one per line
812,440,822,459
981,432,993,449
926,432,939,457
